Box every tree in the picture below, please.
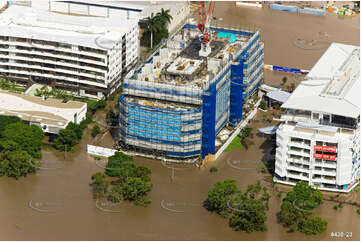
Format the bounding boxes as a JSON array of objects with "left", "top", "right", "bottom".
[
  {"left": 2, "top": 122, "right": 44, "bottom": 159},
  {"left": 279, "top": 181, "right": 326, "bottom": 234},
  {"left": 105, "top": 151, "right": 136, "bottom": 177},
  {"left": 229, "top": 181, "right": 270, "bottom": 232},
  {"left": 203, "top": 179, "right": 238, "bottom": 217},
  {"left": 156, "top": 8, "right": 173, "bottom": 26},
  {"left": 53, "top": 128, "right": 78, "bottom": 151},
  {"left": 106, "top": 109, "right": 117, "bottom": 127},
  {"left": 0, "top": 140, "right": 37, "bottom": 179},
  {"left": 136, "top": 166, "right": 152, "bottom": 182},
  {"left": 66, "top": 122, "right": 83, "bottom": 140},
  {"left": 108, "top": 185, "right": 123, "bottom": 203},
  {"left": 91, "top": 172, "right": 109, "bottom": 199},
  {"left": 299, "top": 217, "right": 328, "bottom": 235},
  {"left": 91, "top": 124, "right": 101, "bottom": 138},
  {"left": 0, "top": 115, "right": 21, "bottom": 136},
  {"left": 282, "top": 76, "right": 287, "bottom": 85},
  {"left": 121, "top": 177, "right": 152, "bottom": 202},
  {"left": 145, "top": 13, "right": 162, "bottom": 49}
]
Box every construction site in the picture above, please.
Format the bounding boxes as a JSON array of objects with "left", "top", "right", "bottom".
[{"left": 119, "top": 2, "right": 264, "bottom": 163}]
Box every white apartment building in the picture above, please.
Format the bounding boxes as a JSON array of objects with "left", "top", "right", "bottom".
[
  {"left": 29, "top": 0, "right": 190, "bottom": 35},
  {"left": 0, "top": 5, "right": 139, "bottom": 98},
  {"left": 274, "top": 43, "right": 360, "bottom": 193}
]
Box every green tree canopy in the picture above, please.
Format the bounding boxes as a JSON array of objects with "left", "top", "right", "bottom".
[
  {"left": 204, "top": 179, "right": 238, "bottom": 217},
  {"left": 91, "top": 172, "right": 110, "bottom": 199},
  {"left": 52, "top": 128, "right": 78, "bottom": 151},
  {"left": 0, "top": 140, "right": 37, "bottom": 179},
  {"left": 0, "top": 115, "right": 21, "bottom": 136},
  {"left": 280, "top": 181, "right": 327, "bottom": 234},
  {"left": 299, "top": 216, "right": 328, "bottom": 235},
  {"left": 229, "top": 181, "right": 271, "bottom": 233},
  {"left": 66, "top": 122, "right": 83, "bottom": 140},
  {"left": 2, "top": 122, "right": 44, "bottom": 159},
  {"left": 121, "top": 177, "right": 152, "bottom": 201},
  {"left": 105, "top": 152, "right": 136, "bottom": 177}
]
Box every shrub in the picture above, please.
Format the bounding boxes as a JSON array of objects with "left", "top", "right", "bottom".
[
  {"left": 91, "top": 172, "right": 109, "bottom": 199},
  {"left": 210, "top": 166, "right": 218, "bottom": 173},
  {"left": 91, "top": 124, "right": 101, "bottom": 138},
  {"left": 259, "top": 100, "right": 267, "bottom": 110}
]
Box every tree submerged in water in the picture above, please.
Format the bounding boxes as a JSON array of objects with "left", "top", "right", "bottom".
[
  {"left": 279, "top": 181, "right": 327, "bottom": 235},
  {"left": 203, "top": 180, "right": 270, "bottom": 233},
  {"left": 0, "top": 116, "right": 44, "bottom": 179},
  {"left": 90, "top": 152, "right": 152, "bottom": 206}
]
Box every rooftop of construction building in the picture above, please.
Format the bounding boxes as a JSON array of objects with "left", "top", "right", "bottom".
[
  {"left": 282, "top": 43, "right": 360, "bottom": 118},
  {"left": 125, "top": 96, "right": 199, "bottom": 112},
  {"left": 0, "top": 89, "right": 86, "bottom": 127},
  {"left": 0, "top": 5, "right": 138, "bottom": 50},
  {"left": 132, "top": 25, "right": 253, "bottom": 89}
]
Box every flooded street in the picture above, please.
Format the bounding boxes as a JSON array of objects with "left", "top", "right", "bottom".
[
  {"left": 0, "top": 2, "right": 360, "bottom": 241},
  {"left": 1, "top": 111, "right": 359, "bottom": 241}
]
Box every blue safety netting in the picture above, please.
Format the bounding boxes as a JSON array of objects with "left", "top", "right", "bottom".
[
  {"left": 229, "top": 59, "right": 244, "bottom": 126},
  {"left": 201, "top": 81, "right": 216, "bottom": 158}
]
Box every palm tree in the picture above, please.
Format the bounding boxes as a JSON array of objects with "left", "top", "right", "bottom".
[
  {"left": 145, "top": 13, "right": 162, "bottom": 49},
  {"left": 156, "top": 8, "right": 173, "bottom": 26}
]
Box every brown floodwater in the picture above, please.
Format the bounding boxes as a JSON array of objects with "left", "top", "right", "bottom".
[{"left": 0, "top": 2, "right": 360, "bottom": 241}]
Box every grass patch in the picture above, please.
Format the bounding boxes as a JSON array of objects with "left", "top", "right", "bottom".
[{"left": 224, "top": 135, "right": 243, "bottom": 152}]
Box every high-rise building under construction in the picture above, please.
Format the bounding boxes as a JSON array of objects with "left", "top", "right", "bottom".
[{"left": 119, "top": 23, "right": 264, "bottom": 163}]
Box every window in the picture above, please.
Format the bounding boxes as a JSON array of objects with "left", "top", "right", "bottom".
[
  {"left": 312, "top": 113, "right": 319, "bottom": 119},
  {"left": 323, "top": 114, "right": 330, "bottom": 123}
]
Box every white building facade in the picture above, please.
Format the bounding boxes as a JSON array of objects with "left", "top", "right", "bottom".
[
  {"left": 0, "top": 5, "right": 139, "bottom": 98},
  {"left": 274, "top": 43, "right": 360, "bottom": 193}
]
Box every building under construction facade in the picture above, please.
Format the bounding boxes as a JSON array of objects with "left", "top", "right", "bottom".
[{"left": 119, "top": 24, "right": 264, "bottom": 162}]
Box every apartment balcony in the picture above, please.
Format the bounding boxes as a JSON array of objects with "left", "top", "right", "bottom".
[
  {"left": 0, "top": 53, "right": 107, "bottom": 75},
  {"left": 287, "top": 149, "right": 310, "bottom": 158},
  {"left": 0, "top": 62, "right": 105, "bottom": 81},
  {"left": 0, "top": 68, "right": 107, "bottom": 88},
  {"left": 287, "top": 172, "right": 309, "bottom": 181},
  {"left": 312, "top": 168, "right": 336, "bottom": 176},
  {"left": 288, "top": 141, "right": 311, "bottom": 149},
  {"left": 0, "top": 40, "right": 107, "bottom": 60},
  {"left": 287, "top": 164, "right": 310, "bottom": 174},
  {"left": 288, "top": 157, "right": 310, "bottom": 166},
  {"left": 0, "top": 46, "right": 107, "bottom": 67},
  {"left": 312, "top": 177, "right": 336, "bottom": 185}
]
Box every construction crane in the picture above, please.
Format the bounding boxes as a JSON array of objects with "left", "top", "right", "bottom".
[{"left": 197, "top": 1, "right": 215, "bottom": 57}]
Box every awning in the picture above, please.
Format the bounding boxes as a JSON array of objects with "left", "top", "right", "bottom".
[
  {"left": 266, "top": 90, "right": 291, "bottom": 103},
  {"left": 296, "top": 122, "right": 338, "bottom": 132},
  {"left": 258, "top": 125, "right": 279, "bottom": 135}
]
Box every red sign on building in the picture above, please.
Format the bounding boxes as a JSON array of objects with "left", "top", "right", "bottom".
[
  {"left": 313, "top": 153, "right": 336, "bottom": 160},
  {"left": 313, "top": 145, "right": 337, "bottom": 153}
]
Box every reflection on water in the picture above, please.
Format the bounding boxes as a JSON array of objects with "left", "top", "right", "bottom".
[{"left": 0, "top": 2, "right": 360, "bottom": 240}]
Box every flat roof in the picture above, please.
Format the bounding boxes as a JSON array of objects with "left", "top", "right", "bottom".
[
  {"left": 0, "top": 5, "right": 138, "bottom": 50},
  {"left": 282, "top": 43, "right": 360, "bottom": 118},
  {"left": 0, "top": 90, "right": 86, "bottom": 126},
  {"left": 266, "top": 90, "right": 291, "bottom": 103}
]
